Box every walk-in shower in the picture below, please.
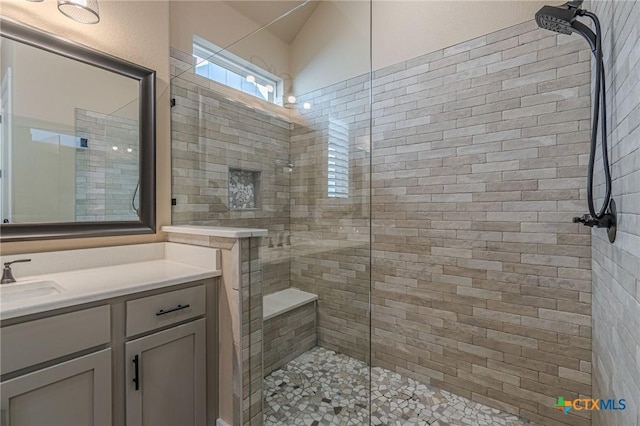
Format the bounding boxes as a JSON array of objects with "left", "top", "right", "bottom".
[
  {"left": 536, "top": 0, "right": 617, "bottom": 242},
  {"left": 168, "top": 1, "right": 640, "bottom": 425}
]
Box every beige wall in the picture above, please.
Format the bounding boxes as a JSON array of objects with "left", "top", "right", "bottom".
[
  {"left": 0, "top": 0, "right": 170, "bottom": 255},
  {"left": 292, "top": 0, "right": 555, "bottom": 95},
  {"left": 170, "top": 1, "right": 291, "bottom": 92},
  {"left": 290, "top": 0, "right": 370, "bottom": 96},
  {"left": 8, "top": 39, "right": 139, "bottom": 126},
  {"left": 4, "top": 40, "right": 138, "bottom": 223},
  {"left": 10, "top": 118, "right": 77, "bottom": 223}
]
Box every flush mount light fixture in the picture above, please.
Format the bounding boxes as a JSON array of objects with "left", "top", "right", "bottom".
[
  {"left": 57, "top": 0, "right": 100, "bottom": 24},
  {"left": 246, "top": 75, "right": 256, "bottom": 83},
  {"left": 303, "top": 102, "right": 311, "bottom": 110}
]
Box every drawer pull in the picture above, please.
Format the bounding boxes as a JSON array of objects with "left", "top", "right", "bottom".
[{"left": 156, "top": 304, "right": 190, "bottom": 316}]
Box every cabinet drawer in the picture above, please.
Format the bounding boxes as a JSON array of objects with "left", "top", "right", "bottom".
[
  {"left": 1, "top": 305, "right": 111, "bottom": 375},
  {"left": 126, "top": 285, "right": 205, "bottom": 337}
]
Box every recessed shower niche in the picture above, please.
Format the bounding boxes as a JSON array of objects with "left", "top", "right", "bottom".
[{"left": 228, "top": 168, "right": 261, "bottom": 210}]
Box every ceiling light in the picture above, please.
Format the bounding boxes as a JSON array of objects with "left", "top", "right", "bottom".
[
  {"left": 246, "top": 75, "right": 255, "bottom": 83},
  {"left": 303, "top": 102, "right": 311, "bottom": 110},
  {"left": 112, "top": 146, "right": 118, "bottom": 151},
  {"left": 127, "top": 148, "right": 133, "bottom": 153},
  {"left": 287, "top": 95, "right": 296, "bottom": 104},
  {"left": 57, "top": 0, "right": 100, "bottom": 24},
  {"left": 265, "top": 84, "right": 274, "bottom": 93}
]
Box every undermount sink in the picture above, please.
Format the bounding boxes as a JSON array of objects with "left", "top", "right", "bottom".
[{"left": 0, "top": 280, "right": 64, "bottom": 304}]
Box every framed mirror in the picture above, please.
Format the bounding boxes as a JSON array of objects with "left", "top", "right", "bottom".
[{"left": 0, "top": 17, "right": 155, "bottom": 242}]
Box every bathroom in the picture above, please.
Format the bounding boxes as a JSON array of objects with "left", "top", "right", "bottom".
[{"left": 0, "top": 0, "right": 638, "bottom": 425}]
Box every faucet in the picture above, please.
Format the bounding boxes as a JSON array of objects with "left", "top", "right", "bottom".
[{"left": 1, "top": 259, "right": 32, "bottom": 284}]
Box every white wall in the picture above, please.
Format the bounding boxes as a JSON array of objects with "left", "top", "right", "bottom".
[
  {"left": 0, "top": 0, "right": 171, "bottom": 255},
  {"left": 291, "top": 0, "right": 557, "bottom": 95}
]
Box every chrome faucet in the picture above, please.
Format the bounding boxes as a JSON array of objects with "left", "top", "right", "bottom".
[{"left": 1, "top": 259, "right": 32, "bottom": 284}]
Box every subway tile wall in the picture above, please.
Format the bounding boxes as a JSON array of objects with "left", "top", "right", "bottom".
[
  {"left": 290, "top": 72, "right": 372, "bottom": 363},
  {"left": 295, "top": 20, "right": 594, "bottom": 426},
  {"left": 75, "top": 109, "right": 139, "bottom": 221},
  {"left": 591, "top": 1, "right": 640, "bottom": 425},
  {"left": 171, "top": 48, "right": 292, "bottom": 296},
  {"left": 263, "top": 303, "right": 317, "bottom": 376}
]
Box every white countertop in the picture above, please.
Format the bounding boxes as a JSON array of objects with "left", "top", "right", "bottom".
[
  {"left": 0, "top": 243, "right": 221, "bottom": 321},
  {"left": 162, "top": 225, "right": 268, "bottom": 238}
]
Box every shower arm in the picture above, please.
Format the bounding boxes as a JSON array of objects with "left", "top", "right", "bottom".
[{"left": 571, "top": 20, "right": 597, "bottom": 53}]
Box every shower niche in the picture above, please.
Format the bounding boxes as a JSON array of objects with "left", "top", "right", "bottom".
[{"left": 228, "top": 168, "right": 261, "bottom": 210}]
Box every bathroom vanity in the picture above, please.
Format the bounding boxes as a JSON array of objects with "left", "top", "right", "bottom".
[{"left": 0, "top": 243, "right": 221, "bottom": 426}]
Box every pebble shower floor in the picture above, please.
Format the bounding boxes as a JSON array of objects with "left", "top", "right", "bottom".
[{"left": 264, "top": 347, "right": 538, "bottom": 426}]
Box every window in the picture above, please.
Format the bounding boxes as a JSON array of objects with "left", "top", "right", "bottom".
[
  {"left": 193, "top": 36, "right": 282, "bottom": 105},
  {"left": 328, "top": 120, "right": 349, "bottom": 198}
]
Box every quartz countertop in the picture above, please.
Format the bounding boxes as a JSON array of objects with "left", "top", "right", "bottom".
[
  {"left": 162, "top": 225, "right": 268, "bottom": 238},
  {"left": 0, "top": 243, "right": 221, "bottom": 321}
]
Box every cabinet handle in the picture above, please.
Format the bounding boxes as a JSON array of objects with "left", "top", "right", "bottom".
[
  {"left": 156, "top": 304, "right": 190, "bottom": 316},
  {"left": 133, "top": 355, "right": 140, "bottom": 391}
]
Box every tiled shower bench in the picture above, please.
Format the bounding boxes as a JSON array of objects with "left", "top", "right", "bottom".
[{"left": 263, "top": 288, "right": 318, "bottom": 376}]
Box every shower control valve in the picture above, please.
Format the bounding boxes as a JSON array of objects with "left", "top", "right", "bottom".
[{"left": 573, "top": 214, "right": 598, "bottom": 227}]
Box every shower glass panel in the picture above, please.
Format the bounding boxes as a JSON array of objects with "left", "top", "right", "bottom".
[{"left": 169, "top": 1, "right": 372, "bottom": 424}]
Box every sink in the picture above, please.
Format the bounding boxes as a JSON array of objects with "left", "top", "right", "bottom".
[{"left": 0, "top": 280, "right": 64, "bottom": 304}]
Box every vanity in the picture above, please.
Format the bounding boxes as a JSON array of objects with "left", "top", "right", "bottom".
[{"left": 0, "top": 243, "right": 221, "bottom": 426}]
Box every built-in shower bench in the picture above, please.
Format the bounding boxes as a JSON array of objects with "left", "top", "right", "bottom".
[{"left": 263, "top": 288, "right": 318, "bottom": 375}]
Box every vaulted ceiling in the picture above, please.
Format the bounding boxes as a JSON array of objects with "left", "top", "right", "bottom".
[{"left": 224, "top": 1, "right": 320, "bottom": 44}]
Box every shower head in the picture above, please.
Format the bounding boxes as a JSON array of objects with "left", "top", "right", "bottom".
[
  {"left": 535, "top": 5, "right": 579, "bottom": 35},
  {"left": 535, "top": 1, "right": 597, "bottom": 52}
]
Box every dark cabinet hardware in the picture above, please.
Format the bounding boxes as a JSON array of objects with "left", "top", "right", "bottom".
[
  {"left": 132, "top": 355, "right": 140, "bottom": 391},
  {"left": 156, "top": 304, "right": 190, "bottom": 316}
]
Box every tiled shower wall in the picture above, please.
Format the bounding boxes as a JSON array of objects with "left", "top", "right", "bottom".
[
  {"left": 75, "top": 109, "right": 139, "bottom": 221},
  {"left": 171, "top": 48, "right": 292, "bottom": 295},
  {"left": 290, "top": 73, "right": 372, "bottom": 362},
  {"left": 591, "top": 1, "right": 640, "bottom": 425},
  {"left": 294, "top": 20, "right": 593, "bottom": 426}
]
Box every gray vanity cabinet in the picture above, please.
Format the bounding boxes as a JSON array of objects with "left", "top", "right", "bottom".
[
  {"left": 125, "top": 319, "right": 206, "bottom": 426},
  {"left": 0, "top": 305, "right": 113, "bottom": 426},
  {"left": 0, "top": 349, "right": 112, "bottom": 426},
  {"left": 123, "top": 284, "right": 208, "bottom": 426},
  {"left": 0, "top": 278, "right": 217, "bottom": 426}
]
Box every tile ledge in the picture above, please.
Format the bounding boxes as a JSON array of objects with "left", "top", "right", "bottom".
[{"left": 161, "top": 225, "right": 268, "bottom": 239}]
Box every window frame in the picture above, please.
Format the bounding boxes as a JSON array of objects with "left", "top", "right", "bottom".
[
  {"left": 193, "top": 35, "right": 283, "bottom": 105},
  {"left": 327, "top": 119, "right": 349, "bottom": 199}
]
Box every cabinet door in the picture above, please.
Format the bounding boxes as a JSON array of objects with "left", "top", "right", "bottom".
[
  {"left": 125, "top": 318, "right": 206, "bottom": 426},
  {"left": 0, "top": 349, "right": 112, "bottom": 426}
]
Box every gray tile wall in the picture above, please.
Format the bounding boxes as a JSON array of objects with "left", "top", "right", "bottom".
[
  {"left": 75, "top": 109, "right": 139, "bottom": 221},
  {"left": 171, "top": 49, "right": 292, "bottom": 296},
  {"left": 591, "top": 1, "right": 640, "bottom": 425},
  {"left": 263, "top": 302, "right": 317, "bottom": 376},
  {"left": 294, "top": 19, "right": 594, "bottom": 426},
  {"left": 241, "top": 237, "right": 263, "bottom": 426},
  {"left": 290, "top": 73, "right": 372, "bottom": 363}
]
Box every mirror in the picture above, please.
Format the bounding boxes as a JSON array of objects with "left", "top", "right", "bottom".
[{"left": 0, "top": 18, "right": 155, "bottom": 241}]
